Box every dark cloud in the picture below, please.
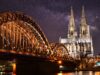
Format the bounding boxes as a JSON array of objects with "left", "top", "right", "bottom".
[
  {"left": 90, "top": 17, "right": 100, "bottom": 54},
  {"left": 32, "top": 6, "right": 68, "bottom": 42},
  {"left": 0, "top": 0, "right": 100, "bottom": 54}
]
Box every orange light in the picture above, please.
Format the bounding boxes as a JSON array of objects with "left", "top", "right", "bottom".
[
  {"left": 95, "top": 72, "right": 100, "bottom": 75},
  {"left": 57, "top": 73, "right": 63, "bottom": 75},
  {"left": 58, "top": 60, "right": 62, "bottom": 65},
  {"left": 12, "top": 62, "right": 16, "bottom": 74}
]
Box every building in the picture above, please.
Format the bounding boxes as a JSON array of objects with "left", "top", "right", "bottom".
[{"left": 59, "top": 6, "right": 94, "bottom": 58}]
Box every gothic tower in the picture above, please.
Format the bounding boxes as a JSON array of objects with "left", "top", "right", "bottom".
[
  {"left": 80, "top": 6, "right": 90, "bottom": 38},
  {"left": 59, "top": 6, "right": 94, "bottom": 58},
  {"left": 66, "top": 7, "right": 77, "bottom": 58},
  {"left": 68, "top": 7, "right": 77, "bottom": 39},
  {"left": 79, "top": 6, "right": 94, "bottom": 56}
]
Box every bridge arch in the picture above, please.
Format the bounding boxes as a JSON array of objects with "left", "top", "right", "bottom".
[
  {"left": 0, "top": 11, "right": 50, "bottom": 56},
  {"left": 50, "top": 43, "right": 69, "bottom": 59}
]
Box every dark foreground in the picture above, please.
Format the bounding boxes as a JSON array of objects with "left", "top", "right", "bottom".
[{"left": 0, "top": 52, "right": 78, "bottom": 75}]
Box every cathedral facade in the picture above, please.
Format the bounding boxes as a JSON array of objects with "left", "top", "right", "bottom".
[{"left": 59, "top": 6, "right": 94, "bottom": 58}]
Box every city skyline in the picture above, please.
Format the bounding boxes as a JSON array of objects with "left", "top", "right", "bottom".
[{"left": 0, "top": 0, "right": 100, "bottom": 54}]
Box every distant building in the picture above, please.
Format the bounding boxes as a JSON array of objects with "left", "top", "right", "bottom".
[{"left": 59, "top": 6, "right": 94, "bottom": 58}]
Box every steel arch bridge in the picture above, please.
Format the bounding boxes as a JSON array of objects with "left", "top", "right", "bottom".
[
  {"left": 50, "top": 43, "right": 71, "bottom": 60},
  {"left": 0, "top": 12, "right": 50, "bottom": 57},
  {"left": 0, "top": 11, "right": 73, "bottom": 61}
]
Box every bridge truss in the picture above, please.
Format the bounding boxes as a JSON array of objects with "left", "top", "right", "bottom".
[{"left": 0, "top": 12, "right": 71, "bottom": 61}]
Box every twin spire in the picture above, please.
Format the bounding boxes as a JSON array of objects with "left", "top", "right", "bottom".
[
  {"left": 69, "top": 6, "right": 75, "bottom": 27},
  {"left": 68, "top": 6, "right": 90, "bottom": 39},
  {"left": 68, "top": 6, "right": 76, "bottom": 38},
  {"left": 81, "top": 6, "right": 87, "bottom": 26}
]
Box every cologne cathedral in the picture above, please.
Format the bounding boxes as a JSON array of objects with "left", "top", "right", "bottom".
[{"left": 59, "top": 6, "right": 94, "bottom": 58}]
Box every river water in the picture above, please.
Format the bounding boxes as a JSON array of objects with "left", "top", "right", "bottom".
[{"left": 56, "top": 71, "right": 100, "bottom": 75}]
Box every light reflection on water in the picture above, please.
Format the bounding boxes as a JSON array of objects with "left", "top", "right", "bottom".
[{"left": 56, "top": 71, "right": 100, "bottom": 75}]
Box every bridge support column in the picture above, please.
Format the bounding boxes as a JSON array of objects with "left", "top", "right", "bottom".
[{"left": 16, "top": 57, "right": 59, "bottom": 75}]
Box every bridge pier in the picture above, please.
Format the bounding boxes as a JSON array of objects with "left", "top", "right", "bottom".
[
  {"left": 16, "top": 57, "right": 59, "bottom": 75},
  {"left": 0, "top": 52, "right": 79, "bottom": 75},
  {"left": 0, "top": 52, "right": 59, "bottom": 75}
]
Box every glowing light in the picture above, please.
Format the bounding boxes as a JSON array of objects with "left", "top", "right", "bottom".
[
  {"left": 95, "top": 62, "right": 100, "bottom": 67},
  {"left": 57, "top": 72, "right": 63, "bottom": 75},
  {"left": 96, "top": 62, "right": 100, "bottom": 66},
  {"left": 58, "top": 60, "right": 62, "bottom": 65},
  {"left": 57, "top": 72, "right": 74, "bottom": 75},
  {"left": 59, "top": 65, "right": 64, "bottom": 69},
  {"left": 12, "top": 62, "right": 16, "bottom": 75},
  {"left": 95, "top": 72, "right": 100, "bottom": 75},
  {"left": 60, "top": 39, "right": 67, "bottom": 43}
]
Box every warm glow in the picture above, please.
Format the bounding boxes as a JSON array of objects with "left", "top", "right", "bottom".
[
  {"left": 60, "top": 39, "right": 67, "bottom": 43},
  {"left": 57, "top": 72, "right": 74, "bottom": 75},
  {"left": 12, "top": 63, "right": 16, "bottom": 74},
  {"left": 59, "top": 65, "right": 64, "bottom": 69},
  {"left": 57, "top": 73, "right": 63, "bottom": 75},
  {"left": 58, "top": 60, "right": 62, "bottom": 65},
  {"left": 95, "top": 72, "right": 100, "bottom": 75}
]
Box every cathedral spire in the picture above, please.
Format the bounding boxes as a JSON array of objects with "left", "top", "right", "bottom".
[
  {"left": 68, "top": 6, "right": 77, "bottom": 39},
  {"left": 81, "top": 6, "right": 87, "bottom": 26},
  {"left": 80, "top": 6, "right": 90, "bottom": 38},
  {"left": 70, "top": 6, "right": 75, "bottom": 27}
]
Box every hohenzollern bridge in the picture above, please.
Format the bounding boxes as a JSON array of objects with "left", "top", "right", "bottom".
[{"left": 0, "top": 11, "right": 73, "bottom": 61}]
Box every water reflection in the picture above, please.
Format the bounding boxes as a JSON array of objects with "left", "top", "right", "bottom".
[
  {"left": 57, "top": 72, "right": 74, "bottom": 75},
  {"left": 57, "top": 71, "right": 100, "bottom": 75},
  {"left": 95, "top": 72, "right": 100, "bottom": 75}
]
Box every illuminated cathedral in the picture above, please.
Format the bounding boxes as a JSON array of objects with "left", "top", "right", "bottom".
[{"left": 59, "top": 6, "right": 94, "bottom": 58}]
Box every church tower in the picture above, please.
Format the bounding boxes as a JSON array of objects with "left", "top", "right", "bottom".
[
  {"left": 68, "top": 7, "right": 77, "bottom": 39},
  {"left": 79, "top": 6, "right": 94, "bottom": 56},
  {"left": 59, "top": 6, "right": 94, "bottom": 58},
  {"left": 80, "top": 6, "right": 90, "bottom": 38}
]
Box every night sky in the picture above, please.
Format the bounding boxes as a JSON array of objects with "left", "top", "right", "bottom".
[{"left": 0, "top": 0, "right": 100, "bottom": 54}]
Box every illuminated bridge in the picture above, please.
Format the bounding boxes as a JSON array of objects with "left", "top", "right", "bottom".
[
  {"left": 0, "top": 11, "right": 52, "bottom": 58},
  {"left": 0, "top": 11, "right": 72, "bottom": 60},
  {"left": 0, "top": 12, "right": 78, "bottom": 75}
]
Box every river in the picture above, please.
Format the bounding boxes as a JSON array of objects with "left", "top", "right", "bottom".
[{"left": 56, "top": 71, "right": 100, "bottom": 75}]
